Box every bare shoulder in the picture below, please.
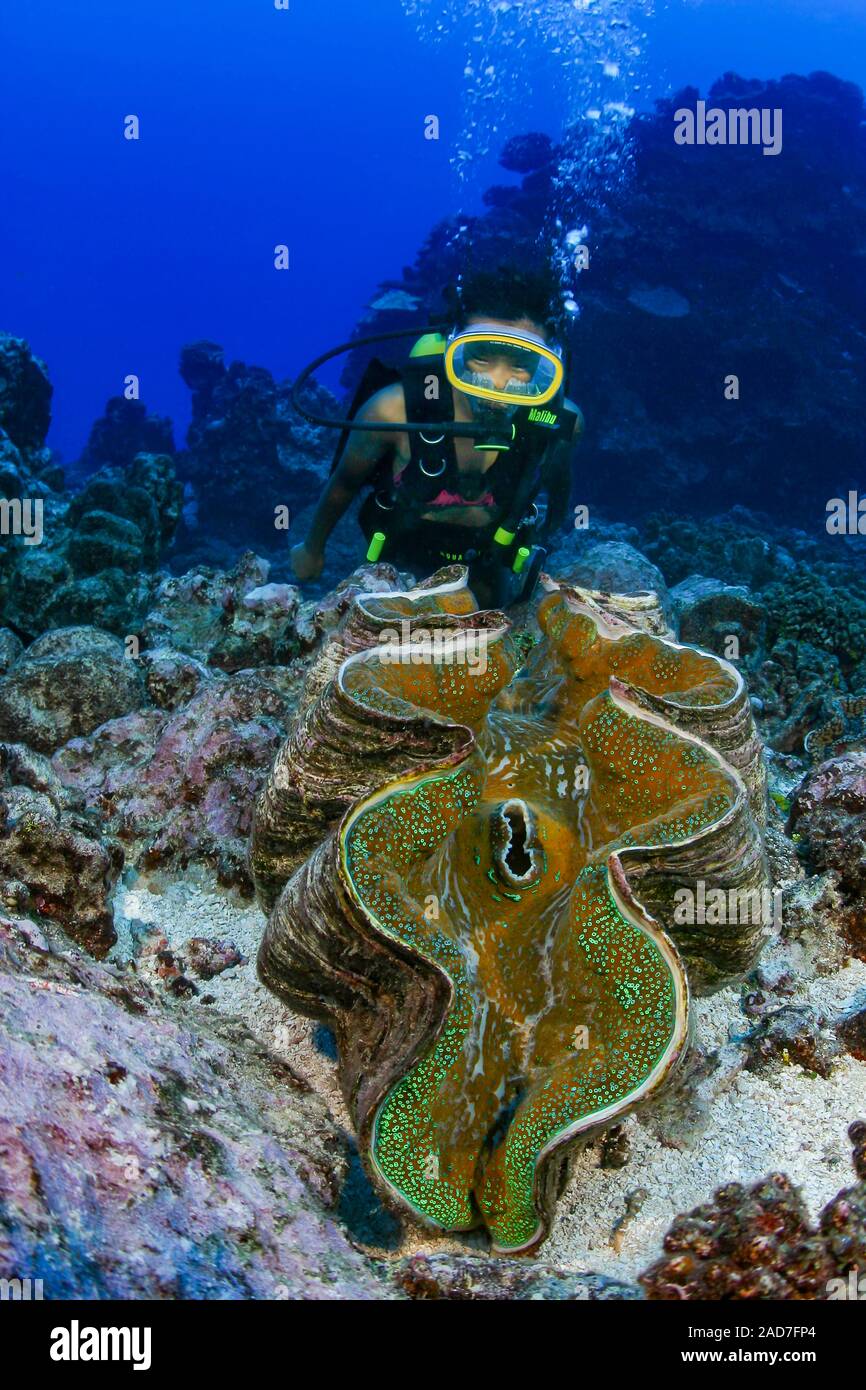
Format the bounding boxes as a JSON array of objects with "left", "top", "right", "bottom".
[
  {"left": 338, "top": 382, "right": 405, "bottom": 475},
  {"left": 357, "top": 382, "right": 407, "bottom": 424}
]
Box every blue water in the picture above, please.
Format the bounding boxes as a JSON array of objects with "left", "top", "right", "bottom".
[
  {"left": 649, "top": 0, "right": 866, "bottom": 99},
  {"left": 1, "top": 0, "right": 864, "bottom": 463}
]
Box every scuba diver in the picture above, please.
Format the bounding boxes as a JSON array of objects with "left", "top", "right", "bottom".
[{"left": 289, "top": 265, "right": 583, "bottom": 608}]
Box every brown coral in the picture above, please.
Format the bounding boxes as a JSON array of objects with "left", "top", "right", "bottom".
[{"left": 640, "top": 1123, "right": 866, "bottom": 1300}]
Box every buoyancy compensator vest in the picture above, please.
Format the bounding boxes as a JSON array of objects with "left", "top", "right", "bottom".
[{"left": 332, "top": 333, "right": 579, "bottom": 576}]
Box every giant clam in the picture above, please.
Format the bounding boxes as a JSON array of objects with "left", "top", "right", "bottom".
[{"left": 251, "top": 567, "right": 769, "bottom": 1254}]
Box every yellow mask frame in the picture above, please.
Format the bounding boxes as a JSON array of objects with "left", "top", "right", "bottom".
[{"left": 444, "top": 324, "right": 565, "bottom": 408}]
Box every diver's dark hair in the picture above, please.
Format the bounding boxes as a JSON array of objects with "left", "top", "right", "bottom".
[{"left": 447, "top": 261, "right": 566, "bottom": 339}]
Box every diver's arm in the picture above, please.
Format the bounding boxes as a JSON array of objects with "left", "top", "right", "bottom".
[
  {"left": 291, "top": 387, "right": 403, "bottom": 580},
  {"left": 302, "top": 429, "right": 387, "bottom": 552},
  {"left": 537, "top": 402, "right": 584, "bottom": 543}
]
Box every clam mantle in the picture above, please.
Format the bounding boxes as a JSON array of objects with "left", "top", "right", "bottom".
[{"left": 251, "top": 568, "right": 769, "bottom": 1254}]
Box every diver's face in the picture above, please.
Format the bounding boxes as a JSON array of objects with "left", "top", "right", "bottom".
[{"left": 459, "top": 316, "right": 549, "bottom": 417}]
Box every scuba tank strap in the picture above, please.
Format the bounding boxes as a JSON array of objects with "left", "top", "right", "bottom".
[{"left": 537, "top": 403, "right": 582, "bottom": 542}]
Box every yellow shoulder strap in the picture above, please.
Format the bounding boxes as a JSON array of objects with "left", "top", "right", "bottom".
[{"left": 409, "top": 333, "right": 447, "bottom": 358}]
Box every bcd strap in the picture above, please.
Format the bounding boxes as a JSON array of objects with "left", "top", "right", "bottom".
[
  {"left": 401, "top": 351, "right": 458, "bottom": 502},
  {"left": 492, "top": 390, "right": 571, "bottom": 536}
]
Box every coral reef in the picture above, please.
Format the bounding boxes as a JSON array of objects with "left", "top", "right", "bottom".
[
  {"left": 788, "top": 753, "right": 866, "bottom": 901},
  {"left": 787, "top": 753, "right": 866, "bottom": 961},
  {"left": 0, "top": 743, "right": 121, "bottom": 957},
  {"left": 641, "top": 511, "right": 795, "bottom": 591},
  {"left": 546, "top": 539, "right": 672, "bottom": 624},
  {"left": 66, "top": 453, "right": 181, "bottom": 574},
  {"left": 838, "top": 1008, "right": 866, "bottom": 1062},
  {"left": 53, "top": 670, "right": 300, "bottom": 893},
  {"left": 625, "top": 509, "right": 866, "bottom": 757},
  {"left": 0, "top": 913, "right": 388, "bottom": 1299},
  {"left": 389, "top": 1252, "right": 639, "bottom": 1300},
  {"left": 0, "top": 629, "right": 22, "bottom": 674},
  {"left": 142, "top": 552, "right": 310, "bottom": 672},
  {"left": 177, "top": 342, "right": 334, "bottom": 551},
  {"left": 671, "top": 578, "right": 767, "bottom": 661},
  {"left": 77, "top": 396, "right": 175, "bottom": 474},
  {"left": 0, "top": 334, "right": 52, "bottom": 452},
  {"left": 740, "top": 1004, "right": 841, "bottom": 1080},
  {"left": 0, "top": 337, "right": 181, "bottom": 642},
  {"left": 252, "top": 567, "right": 769, "bottom": 1253},
  {"left": 639, "top": 1124, "right": 866, "bottom": 1300},
  {"left": 185, "top": 936, "right": 245, "bottom": 980},
  {"left": 0, "top": 452, "right": 182, "bottom": 641},
  {"left": 763, "top": 573, "right": 866, "bottom": 678},
  {"left": 0, "top": 627, "right": 147, "bottom": 754}
]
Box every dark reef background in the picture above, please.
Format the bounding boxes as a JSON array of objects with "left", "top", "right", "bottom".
[
  {"left": 3, "top": 70, "right": 865, "bottom": 637},
  {"left": 342, "top": 70, "right": 866, "bottom": 525},
  {"left": 11, "top": 69, "right": 864, "bottom": 563}
]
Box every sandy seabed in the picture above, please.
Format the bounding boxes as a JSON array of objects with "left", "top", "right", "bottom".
[{"left": 115, "top": 871, "right": 866, "bottom": 1285}]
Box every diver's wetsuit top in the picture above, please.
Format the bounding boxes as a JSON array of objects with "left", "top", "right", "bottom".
[{"left": 383, "top": 459, "right": 502, "bottom": 571}]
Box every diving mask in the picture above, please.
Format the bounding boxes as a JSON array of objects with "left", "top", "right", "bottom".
[{"left": 444, "top": 323, "right": 564, "bottom": 409}]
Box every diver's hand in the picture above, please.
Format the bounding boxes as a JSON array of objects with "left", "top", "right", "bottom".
[{"left": 290, "top": 542, "right": 324, "bottom": 582}]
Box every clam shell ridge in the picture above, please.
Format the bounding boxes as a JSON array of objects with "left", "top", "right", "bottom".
[{"left": 252, "top": 567, "right": 770, "bottom": 1254}]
